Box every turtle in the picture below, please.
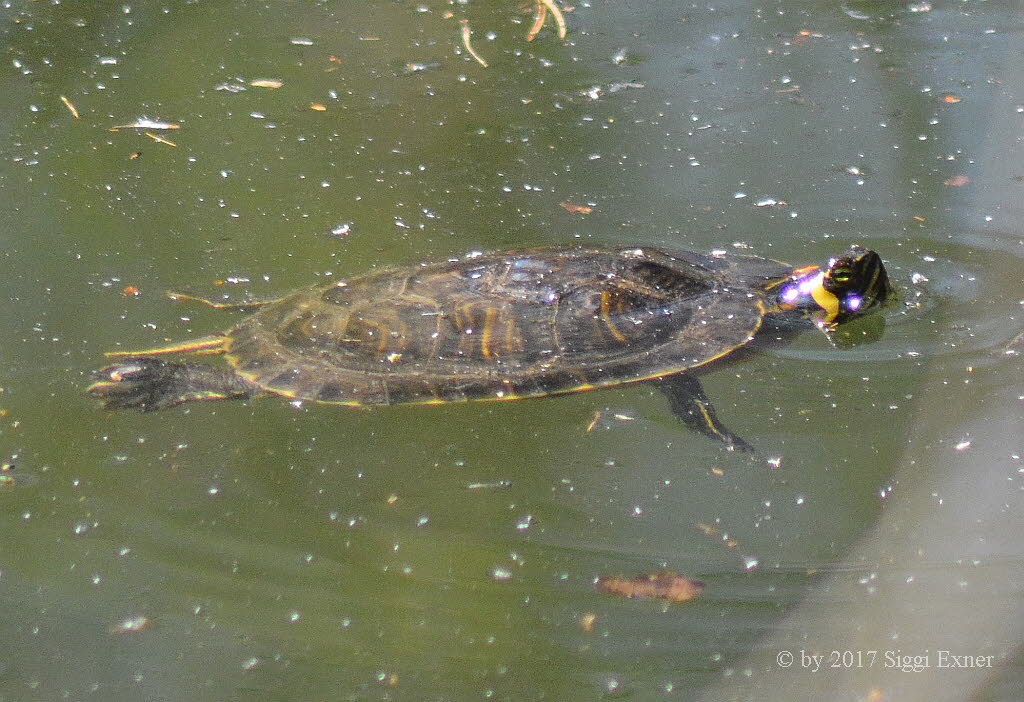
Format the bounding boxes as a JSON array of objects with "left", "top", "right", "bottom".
[{"left": 88, "top": 244, "right": 891, "bottom": 450}]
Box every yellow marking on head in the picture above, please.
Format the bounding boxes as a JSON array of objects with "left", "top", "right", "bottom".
[
  {"left": 600, "top": 290, "right": 628, "bottom": 343},
  {"left": 810, "top": 281, "right": 841, "bottom": 324},
  {"left": 480, "top": 306, "right": 499, "bottom": 359},
  {"left": 104, "top": 335, "right": 228, "bottom": 358}
]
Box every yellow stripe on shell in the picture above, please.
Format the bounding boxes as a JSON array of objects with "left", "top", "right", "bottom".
[
  {"left": 599, "top": 290, "right": 628, "bottom": 343},
  {"left": 480, "top": 306, "right": 498, "bottom": 359}
]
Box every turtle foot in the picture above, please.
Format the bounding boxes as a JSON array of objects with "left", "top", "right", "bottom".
[{"left": 88, "top": 358, "right": 250, "bottom": 412}]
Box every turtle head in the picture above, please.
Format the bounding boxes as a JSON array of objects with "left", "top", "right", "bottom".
[{"left": 777, "top": 247, "right": 892, "bottom": 331}]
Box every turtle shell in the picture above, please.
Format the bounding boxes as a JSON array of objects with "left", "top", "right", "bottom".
[{"left": 222, "top": 247, "right": 793, "bottom": 406}]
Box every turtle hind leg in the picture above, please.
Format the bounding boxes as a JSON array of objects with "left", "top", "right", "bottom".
[
  {"left": 88, "top": 358, "right": 255, "bottom": 412},
  {"left": 656, "top": 374, "right": 753, "bottom": 452}
]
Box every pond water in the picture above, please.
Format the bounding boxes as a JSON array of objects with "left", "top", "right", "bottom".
[{"left": 1, "top": 1, "right": 1021, "bottom": 700}]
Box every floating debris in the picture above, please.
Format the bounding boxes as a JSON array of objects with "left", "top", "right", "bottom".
[
  {"left": 402, "top": 61, "right": 441, "bottom": 74},
  {"left": 329, "top": 222, "right": 353, "bottom": 238},
  {"left": 145, "top": 132, "right": 176, "bottom": 146},
  {"left": 110, "top": 616, "right": 152, "bottom": 634},
  {"left": 110, "top": 118, "right": 181, "bottom": 131},
  {"left": 310, "top": 103, "right": 327, "bottom": 111},
  {"left": 525, "top": 2, "right": 548, "bottom": 42},
  {"left": 1001, "top": 331, "right": 1024, "bottom": 356},
  {"left": 459, "top": 19, "right": 488, "bottom": 68},
  {"left": 60, "top": 95, "right": 80, "bottom": 119},
  {"left": 595, "top": 571, "right": 704, "bottom": 603},
  {"left": 579, "top": 612, "right": 597, "bottom": 632},
  {"left": 539, "top": 0, "right": 567, "bottom": 40},
  {"left": 560, "top": 202, "right": 593, "bottom": 215},
  {"left": 944, "top": 175, "right": 969, "bottom": 187},
  {"left": 490, "top": 566, "right": 513, "bottom": 582},
  {"left": 214, "top": 82, "right": 247, "bottom": 93},
  {"left": 581, "top": 82, "right": 644, "bottom": 100},
  {"left": 250, "top": 78, "right": 284, "bottom": 89},
  {"left": 466, "top": 480, "right": 512, "bottom": 490},
  {"left": 696, "top": 522, "right": 739, "bottom": 549}
]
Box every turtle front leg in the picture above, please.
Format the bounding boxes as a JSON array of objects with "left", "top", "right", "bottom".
[
  {"left": 88, "top": 358, "right": 257, "bottom": 412},
  {"left": 656, "top": 374, "right": 753, "bottom": 452}
]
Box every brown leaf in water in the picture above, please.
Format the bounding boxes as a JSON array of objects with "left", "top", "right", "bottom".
[{"left": 595, "top": 571, "right": 704, "bottom": 603}]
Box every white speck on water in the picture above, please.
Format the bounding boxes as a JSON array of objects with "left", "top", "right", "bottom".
[
  {"left": 743, "top": 557, "right": 759, "bottom": 571},
  {"left": 954, "top": 439, "right": 972, "bottom": 451},
  {"left": 330, "top": 222, "right": 353, "bottom": 237},
  {"left": 491, "top": 567, "right": 513, "bottom": 582}
]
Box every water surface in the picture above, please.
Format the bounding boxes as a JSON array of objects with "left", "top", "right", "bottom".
[{"left": 1, "top": 1, "right": 1021, "bottom": 700}]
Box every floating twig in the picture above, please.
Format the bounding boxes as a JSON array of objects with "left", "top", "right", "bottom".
[
  {"left": 144, "top": 132, "right": 177, "bottom": 146},
  {"left": 526, "top": 2, "right": 547, "bottom": 42},
  {"left": 459, "top": 18, "right": 488, "bottom": 67},
  {"left": 60, "top": 95, "right": 80, "bottom": 119},
  {"left": 539, "top": 0, "right": 567, "bottom": 39}
]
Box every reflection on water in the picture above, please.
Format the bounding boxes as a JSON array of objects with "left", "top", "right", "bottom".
[{"left": 1, "top": 1, "right": 1022, "bottom": 700}]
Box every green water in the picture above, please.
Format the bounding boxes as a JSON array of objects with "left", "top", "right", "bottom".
[{"left": 1, "top": 1, "right": 1021, "bottom": 700}]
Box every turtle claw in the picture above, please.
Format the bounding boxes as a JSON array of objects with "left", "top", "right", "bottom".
[{"left": 88, "top": 358, "right": 190, "bottom": 412}]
